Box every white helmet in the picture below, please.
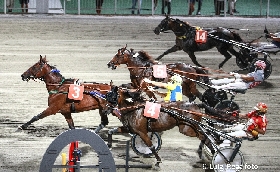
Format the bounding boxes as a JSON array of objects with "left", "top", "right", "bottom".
[
  {"left": 170, "top": 74, "right": 182, "bottom": 84},
  {"left": 254, "top": 60, "right": 266, "bottom": 69},
  {"left": 254, "top": 102, "right": 268, "bottom": 113}
]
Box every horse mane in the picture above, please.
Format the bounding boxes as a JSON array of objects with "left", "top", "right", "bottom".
[
  {"left": 48, "top": 64, "right": 63, "bottom": 78},
  {"left": 137, "top": 50, "right": 157, "bottom": 64}
]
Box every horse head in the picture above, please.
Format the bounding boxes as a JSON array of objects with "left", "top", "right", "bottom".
[
  {"left": 21, "top": 55, "right": 51, "bottom": 81},
  {"left": 154, "top": 16, "right": 191, "bottom": 38},
  {"left": 107, "top": 45, "right": 131, "bottom": 70},
  {"left": 154, "top": 15, "right": 172, "bottom": 35},
  {"left": 21, "top": 55, "right": 64, "bottom": 85},
  {"left": 114, "top": 87, "right": 144, "bottom": 108}
]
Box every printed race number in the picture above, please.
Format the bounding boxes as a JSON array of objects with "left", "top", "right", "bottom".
[
  {"left": 144, "top": 101, "right": 161, "bottom": 119},
  {"left": 68, "top": 84, "right": 84, "bottom": 100},
  {"left": 195, "top": 30, "right": 207, "bottom": 43},
  {"left": 153, "top": 65, "right": 167, "bottom": 78}
]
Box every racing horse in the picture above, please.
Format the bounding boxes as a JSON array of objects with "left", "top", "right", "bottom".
[
  {"left": 19, "top": 55, "right": 113, "bottom": 132},
  {"left": 154, "top": 15, "right": 244, "bottom": 69},
  {"left": 107, "top": 46, "right": 209, "bottom": 102},
  {"left": 106, "top": 86, "right": 210, "bottom": 167}
]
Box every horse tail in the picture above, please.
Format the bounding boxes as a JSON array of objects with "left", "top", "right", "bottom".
[
  {"left": 192, "top": 66, "right": 210, "bottom": 85},
  {"left": 231, "top": 31, "right": 244, "bottom": 42},
  {"left": 218, "top": 27, "right": 244, "bottom": 42}
]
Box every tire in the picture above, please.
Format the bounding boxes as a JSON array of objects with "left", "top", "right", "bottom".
[
  {"left": 202, "top": 88, "right": 228, "bottom": 108},
  {"left": 214, "top": 100, "right": 240, "bottom": 112},
  {"left": 212, "top": 146, "right": 244, "bottom": 172},
  {"left": 202, "top": 144, "right": 214, "bottom": 161},
  {"left": 236, "top": 56, "right": 249, "bottom": 69},
  {"left": 236, "top": 49, "right": 258, "bottom": 69},
  {"left": 131, "top": 132, "right": 162, "bottom": 156},
  {"left": 248, "top": 58, "right": 272, "bottom": 80}
]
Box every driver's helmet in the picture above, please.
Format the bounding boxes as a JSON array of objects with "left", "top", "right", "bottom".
[
  {"left": 170, "top": 74, "right": 183, "bottom": 85},
  {"left": 254, "top": 60, "right": 266, "bottom": 70},
  {"left": 254, "top": 102, "right": 268, "bottom": 113}
]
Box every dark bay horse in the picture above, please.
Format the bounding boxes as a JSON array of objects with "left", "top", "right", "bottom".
[
  {"left": 107, "top": 46, "right": 209, "bottom": 102},
  {"left": 19, "top": 55, "right": 113, "bottom": 132},
  {"left": 106, "top": 86, "right": 207, "bottom": 166},
  {"left": 154, "top": 15, "right": 244, "bottom": 69}
]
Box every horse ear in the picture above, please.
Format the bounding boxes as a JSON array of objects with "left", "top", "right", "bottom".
[
  {"left": 40, "top": 55, "right": 42, "bottom": 62},
  {"left": 41, "top": 55, "right": 47, "bottom": 63}
]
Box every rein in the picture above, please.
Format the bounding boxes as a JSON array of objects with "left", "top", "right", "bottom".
[{"left": 115, "top": 99, "right": 238, "bottom": 124}]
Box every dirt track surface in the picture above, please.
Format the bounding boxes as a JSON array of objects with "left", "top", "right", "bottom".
[{"left": 0, "top": 14, "right": 280, "bottom": 172}]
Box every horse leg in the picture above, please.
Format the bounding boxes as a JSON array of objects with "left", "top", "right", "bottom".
[
  {"left": 17, "top": 104, "right": 61, "bottom": 131},
  {"left": 95, "top": 108, "right": 109, "bottom": 133},
  {"left": 217, "top": 48, "right": 232, "bottom": 69},
  {"left": 18, "top": 113, "right": 42, "bottom": 130},
  {"left": 188, "top": 81, "right": 203, "bottom": 101},
  {"left": 107, "top": 126, "right": 129, "bottom": 148},
  {"left": 228, "top": 47, "right": 243, "bottom": 63},
  {"left": 138, "top": 132, "right": 162, "bottom": 166},
  {"left": 182, "top": 82, "right": 196, "bottom": 102},
  {"left": 187, "top": 52, "right": 204, "bottom": 67},
  {"left": 62, "top": 113, "right": 75, "bottom": 129},
  {"left": 156, "top": 45, "right": 181, "bottom": 60}
]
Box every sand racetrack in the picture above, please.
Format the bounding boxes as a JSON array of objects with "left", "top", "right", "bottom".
[{"left": 0, "top": 14, "right": 280, "bottom": 172}]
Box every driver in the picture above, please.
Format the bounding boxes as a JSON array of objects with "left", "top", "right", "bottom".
[
  {"left": 220, "top": 102, "right": 268, "bottom": 147},
  {"left": 254, "top": 31, "right": 280, "bottom": 53},
  {"left": 210, "top": 60, "right": 265, "bottom": 90},
  {"left": 143, "top": 74, "right": 183, "bottom": 102}
]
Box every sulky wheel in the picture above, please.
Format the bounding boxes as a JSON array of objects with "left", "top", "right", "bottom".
[
  {"left": 202, "top": 88, "right": 228, "bottom": 108},
  {"left": 131, "top": 132, "right": 162, "bottom": 157},
  {"left": 248, "top": 58, "right": 272, "bottom": 80},
  {"left": 202, "top": 144, "right": 214, "bottom": 161},
  {"left": 236, "top": 49, "right": 258, "bottom": 69},
  {"left": 214, "top": 100, "right": 240, "bottom": 112},
  {"left": 212, "top": 146, "right": 245, "bottom": 172}
]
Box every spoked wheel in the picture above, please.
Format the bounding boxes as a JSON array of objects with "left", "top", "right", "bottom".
[
  {"left": 248, "top": 58, "right": 272, "bottom": 80},
  {"left": 212, "top": 146, "right": 244, "bottom": 172},
  {"left": 236, "top": 56, "right": 249, "bottom": 69},
  {"left": 131, "top": 132, "right": 162, "bottom": 156},
  {"left": 236, "top": 49, "right": 258, "bottom": 69},
  {"left": 202, "top": 144, "right": 214, "bottom": 161},
  {"left": 202, "top": 88, "right": 228, "bottom": 108},
  {"left": 214, "top": 100, "right": 240, "bottom": 112}
]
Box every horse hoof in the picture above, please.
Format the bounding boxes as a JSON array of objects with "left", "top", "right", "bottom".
[
  {"left": 15, "top": 126, "right": 23, "bottom": 132},
  {"left": 107, "top": 143, "right": 112, "bottom": 148},
  {"left": 155, "top": 161, "right": 161, "bottom": 167}
]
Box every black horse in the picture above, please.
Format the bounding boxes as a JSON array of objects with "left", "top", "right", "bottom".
[{"left": 154, "top": 15, "right": 244, "bottom": 69}]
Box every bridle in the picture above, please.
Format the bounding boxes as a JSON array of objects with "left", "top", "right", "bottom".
[
  {"left": 23, "top": 62, "right": 46, "bottom": 81},
  {"left": 156, "top": 17, "right": 195, "bottom": 39},
  {"left": 25, "top": 62, "right": 64, "bottom": 85}
]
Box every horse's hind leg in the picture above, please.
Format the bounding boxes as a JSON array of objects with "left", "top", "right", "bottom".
[
  {"left": 95, "top": 109, "right": 109, "bottom": 133},
  {"left": 217, "top": 49, "right": 232, "bottom": 69},
  {"left": 138, "top": 132, "right": 162, "bottom": 166},
  {"left": 107, "top": 126, "right": 129, "bottom": 148},
  {"left": 63, "top": 113, "right": 75, "bottom": 129},
  {"left": 156, "top": 45, "right": 181, "bottom": 60}
]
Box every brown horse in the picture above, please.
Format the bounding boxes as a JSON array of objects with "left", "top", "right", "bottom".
[
  {"left": 106, "top": 86, "right": 207, "bottom": 166},
  {"left": 19, "top": 55, "right": 113, "bottom": 132},
  {"left": 107, "top": 46, "right": 209, "bottom": 102}
]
